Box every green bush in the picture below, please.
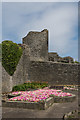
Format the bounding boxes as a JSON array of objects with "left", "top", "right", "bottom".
[
  {"left": 12, "top": 82, "right": 49, "bottom": 91},
  {"left": 74, "top": 60, "right": 79, "bottom": 64},
  {"left": 2, "top": 40, "right": 23, "bottom": 75}
]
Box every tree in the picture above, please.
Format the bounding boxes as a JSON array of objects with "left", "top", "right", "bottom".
[{"left": 2, "top": 40, "right": 23, "bottom": 75}]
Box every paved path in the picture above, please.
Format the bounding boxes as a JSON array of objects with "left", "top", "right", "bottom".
[{"left": 2, "top": 91, "right": 78, "bottom": 119}]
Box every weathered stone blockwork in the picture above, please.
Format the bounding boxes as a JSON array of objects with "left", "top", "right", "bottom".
[
  {"left": 28, "top": 61, "right": 78, "bottom": 85},
  {"left": 2, "top": 65, "right": 12, "bottom": 93},
  {"left": 12, "top": 54, "right": 24, "bottom": 87},
  {"left": 2, "top": 44, "right": 30, "bottom": 93},
  {"left": 48, "top": 52, "right": 61, "bottom": 62},
  {"left": 2, "top": 97, "right": 54, "bottom": 110},
  {"left": 48, "top": 52, "right": 74, "bottom": 63},
  {"left": 23, "top": 29, "right": 48, "bottom": 61},
  {"left": 2, "top": 29, "right": 79, "bottom": 93}
]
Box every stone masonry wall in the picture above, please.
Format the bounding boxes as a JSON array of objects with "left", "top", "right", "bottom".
[
  {"left": 2, "top": 59, "right": 79, "bottom": 93},
  {"left": 23, "top": 29, "right": 48, "bottom": 61},
  {"left": 2, "top": 44, "right": 31, "bottom": 93},
  {"left": 12, "top": 44, "right": 30, "bottom": 87},
  {"left": 2, "top": 65, "right": 12, "bottom": 93},
  {"left": 23, "top": 45, "right": 30, "bottom": 82},
  {"left": 2, "top": 29, "right": 79, "bottom": 93},
  {"left": 48, "top": 53, "right": 74, "bottom": 63},
  {"left": 48, "top": 52, "right": 60, "bottom": 62},
  {"left": 12, "top": 54, "right": 24, "bottom": 87},
  {"left": 28, "top": 61, "right": 78, "bottom": 85}
]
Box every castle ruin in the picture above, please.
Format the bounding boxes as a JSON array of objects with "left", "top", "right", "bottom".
[{"left": 2, "top": 29, "right": 79, "bottom": 93}]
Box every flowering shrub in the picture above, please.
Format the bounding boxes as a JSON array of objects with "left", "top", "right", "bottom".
[{"left": 9, "top": 89, "right": 72, "bottom": 102}]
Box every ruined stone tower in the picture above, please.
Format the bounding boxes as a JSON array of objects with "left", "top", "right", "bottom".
[{"left": 23, "top": 29, "right": 48, "bottom": 61}]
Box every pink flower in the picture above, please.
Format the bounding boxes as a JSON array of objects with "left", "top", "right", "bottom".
[{"left": 9, "top": 89, "right": 72, "bottom": 102}]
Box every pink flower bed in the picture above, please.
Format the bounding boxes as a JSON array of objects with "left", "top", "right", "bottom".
[{"left": 9, "top": 89, "right": 72, "bottom": 102}]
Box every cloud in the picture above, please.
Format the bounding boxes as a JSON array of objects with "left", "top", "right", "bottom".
[{"left": 2, "top": 2, "right": 78, "bottom": 60}]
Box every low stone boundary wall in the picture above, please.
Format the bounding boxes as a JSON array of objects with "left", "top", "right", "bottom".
[
  {"left": 50, "top": 94, "right": 76, "bottom": 103},
  {"left": 2, "top": 97, "right": 54, "bottom": 110}
]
